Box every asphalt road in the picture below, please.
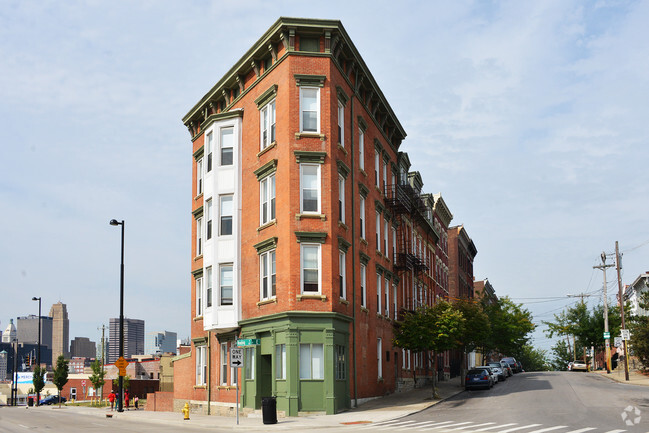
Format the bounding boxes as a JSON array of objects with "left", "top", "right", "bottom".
[{"left": 363, "top": 371, "right": 649, "bottom": 433}]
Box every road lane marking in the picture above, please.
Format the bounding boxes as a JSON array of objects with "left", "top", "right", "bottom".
[
  {"left": 420, "top": 421, "right": 474, "bottom": 430},
  {"left": 377, "top": 421, "right": 418, "bottom": 430},
  {"left": 397, "top": 422, "right": 447, "bottom": 430},
  {"left": 527, "top": 427, "right": 568, "bottom": 433},
  {"left": 447, "top": 422, "right": 497, "bottom": 431},
  {"left": 499, "top": 424, "right": 542, "bottom": 433},
  {"left": 357, "top": 420, "right": 409, "bottom": 429},
  {"left": 602, "top": 430, "right": 627, "bottom": 433},
  {"left": 473, "top": 424, "right": 518, "bottom": 432},
  {"left": 414, "top": 421, "right": 457, "bottom": 430},
  {"left": 562, "top": 429, "right": 597, "bottom": 433}
]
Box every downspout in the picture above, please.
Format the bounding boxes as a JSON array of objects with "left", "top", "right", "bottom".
[
  {"left": 351, "top": 73, "right": 358, "bottom": 409},
  {"left": 207, "top": 331, "right": 211, "bottom": 415}
]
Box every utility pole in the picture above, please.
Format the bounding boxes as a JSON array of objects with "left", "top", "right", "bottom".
[
  {"left": 594, "top": 252, "right": 614, "bottom": 373},
  {"left": 615, "top": 241, "right": 630, "bottom": 381},
  {"left": 98, "top": 324, "right": 106, "bottom": 401}
]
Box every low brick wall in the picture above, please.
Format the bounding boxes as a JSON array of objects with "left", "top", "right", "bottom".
[{"left": 146, "top": 392, "right": 174, "bottom": 412}]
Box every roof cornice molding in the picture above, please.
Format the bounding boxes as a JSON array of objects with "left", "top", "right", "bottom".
[{"left": 433, "top": 193, "right": 453, "bottom": 227}]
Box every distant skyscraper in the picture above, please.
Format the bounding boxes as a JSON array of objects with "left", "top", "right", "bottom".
[
  {"left": 70, "top": 337, "right": 96, "bottom": 358},
  {"left": 49, "top": 302, "right": 69, "bottom": 361},
  {"left": 0, "top": 350, "right": 8, "bottom": 381},
  {"left": 2, "top": 319, "right": 17, "bottom": 343},
  {"left": 145, "top": 331, "right": 177, "bottom": 356},
  {"left": 108, "top": 318, "right": 144, "bottom": 363},
  {"left": 17, "top": 315, "right": 53, "bottom": 349}
]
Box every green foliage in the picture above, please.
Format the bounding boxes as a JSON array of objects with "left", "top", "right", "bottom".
[
  {"left": 89, "top": 359, "right": 106, "bottom": 394},
  {"left": 514, "top": 343, "right": 550, "bottom": 371},
  {"left": 483, "top": 297, "right": 535, "bottom": 355},
  {"left": 628, "top": 291, "right": 649, "bottom": 369},
  {"left": 32, "top": 365, "right": 45, "bottom": 396},
  {"left": 550, "top": 339, "right": 573, "bottom": 370},
  {"left": 393, "top": 301, "right": 465, "bottom": 353},
  {"left": 544, "top": 302, "right": 621, "bottom": 351},
  {"left": 52, "top": 355, "right": 69, "bottom": 407},
  {"left": 453, "top": 299, "right": 490, "bottom": 353},
  {"left": 113, "top": 374, "right": 131, "bottom": 389}
]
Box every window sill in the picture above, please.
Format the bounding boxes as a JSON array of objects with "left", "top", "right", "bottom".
[
  {"left": 339, "top": 298, "right": 349, "bottom": 305},
  {"left": 194, "top": 254, "right": 203, "bottom": 262},
  {"left": 295, "top": 213, "right": 326, "bottom": 221},
  {"left": 375, "top": 186, "right": 382, "bottom": 194},
  {"left": 297, "top": 294, "right": 327, "bottom": 302},
  {"left": 257, "top": 220, "right": 277, "bottom": 232},
  {"left": 295, "top": 132, "right": 325, "bottom": 141},
  {"left": 193, "top": 385, "right": 206, "bottom": 389},
  {"left": 216, "top": 385, "right": 237, "bottom": 390},
  {"left": 359, "top": 168, "right": 367, "bottom": 177},
  {"left": 338, "top": 221, "right": 348, "bottom": 230},
  {"left": 360, "top": 238, "right": 368, "bottom": 246},
  {"left": 360, "top": 307, "right": 369, "bottom": 314},
  {"left": 376, "top": 250, "right": 383, "bottom": 257},
  {"left": 337, "top": 143, "right": 347, "bottom": 155},
  {"left": 257, "top": 141, "right": 277, "bottom": 158},
  {"left": 194, "top": 193, "right": 204, "bottom": 201},
  {"left": 193, "top": 316, "right": 203, "bottom": 322},
  {"left": 257, "top": 298, "right": 277, "bottom": 307}
]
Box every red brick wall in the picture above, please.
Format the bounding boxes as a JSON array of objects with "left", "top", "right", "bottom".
[{"left": 146, "top": 391, "right": 174, "bottom": 412}]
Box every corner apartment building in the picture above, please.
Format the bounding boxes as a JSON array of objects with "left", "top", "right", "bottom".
[
  {"left": 176, "top": 17, "right": 447, "bottom": 416},
  {"left": 448, "top": 225, "right": 477, "bottom": 300}
]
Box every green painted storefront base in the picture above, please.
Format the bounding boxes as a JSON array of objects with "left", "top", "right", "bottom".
[{"left": 238, "top": 311, "right": 351, "bottom": 416}]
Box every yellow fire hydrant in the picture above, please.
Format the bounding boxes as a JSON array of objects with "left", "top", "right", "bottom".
[{"left": 182, "top": 402, "right": 190, "bottom": 420}]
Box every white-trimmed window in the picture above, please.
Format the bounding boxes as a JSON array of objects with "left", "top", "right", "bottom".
[
  {"left": 220, "top": 195, "right": 233, "bottom": 236},
  {"left": 197, "top": 158, "right": 204, "bottom": 195},
  {"left": 300, "top": 164, "right": 320, "bottom": 213},
  {"left": 206, "top": 267, "right": 213, "bottom": 308},
  {"left": 337, "top": 101, "right": 344, "bottom": 145},
  {"left": 375, "top": 152, "right": 380, "bottom": 187},
  {"left": 377, "top": 273, "right": 382, "bottom": 313},
  {"left": 206, "top": 132, "right": 213, "bottom": 172},
  {"left": 339, "top": 251, "right": 346, "bottom": 300},
  {"left": 206, "top": 199, "right": 213, "bottom": 240},
  {"left": 384, "top": 219, "right": 389, "bottom": 254},
  {"left": 220, "top": 264, "right": 233, "bottom": 306},
  {"left": 220, "top": 127, "right": 234, "bottom": 166},
  {"left": 376, "top": 211, "right": 381, "bottom": 252},
  {"left": 385, "top": 276, "right": 390, "bottom": 317},
  {"left": 260, "top": 100, "right": 276, "bottom": 150},
  {"left": 393, "top": 283, "right": 398, "bottom": 320},
  {"left": 338, "top": 175, "right": 345, "bottom": 223},
  {"left": 359, "top": 128, "right": 365, "bottom": 170},
  {"left": 196, "top": 345, "right": 207, "bottom": 385},
  {"left": 276, "top": 344, "right": 286, "bottom": 379},
  {"left": 196, "top": 277, "right": 203, "bottom": 317},
  {"left": 383, "top": 160, "right": 387, "bottom": 193},
  {"left": 300, "top": 87, "right": 320, "bottom": 133},
  {"left": 260, "top": 174, "right": 276, "bottom": 225},
  {"left": 392, "top": 227, "right": 397, "bottom": 263},
  {"left": 335, "top": 345, "right": 346, "bottom": 380},
  {"left": 220, "top": 343, "right": 228, "bottom": 385},
  {"left": 360, "top": 264, "right": 366, "bottom": 308},
  {"left": 360, "top": 196, "right": 366, "bottom": 239},
  {"left": 300, "top": 343, "right": 324, "bottom": 379},
  {"left": 260, "top": 249, "right": 276, "bottom": 300},
  {"left": 301, "top": 244, "right": 321, "bottom": 293},
  {"left": 196, "top": 217, "right": 203, "bottom": 257},
  {"left": 377, "top": 338, "right": 382, "bottom": 379},
  {"left": 245, "top": 348, "right": 255, "bottom": 380}
]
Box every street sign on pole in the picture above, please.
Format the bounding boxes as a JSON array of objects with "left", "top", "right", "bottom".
[
  {"left": 603, "top": 331, "right": 610, "bottom": 339},
  {"left": 621, "top": 329, "right": 630, "bottom": 340},
  {"left": 236, "top": 338, "right": 260, "bottom": 347},
  {"left": 614, "top": 337, "right": 622, "bottom": 347},
  {"left": 231, "top": 348, "right": 243, "bottom": 368}
]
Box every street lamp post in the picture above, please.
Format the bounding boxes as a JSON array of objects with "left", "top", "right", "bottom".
[
  {"left": 32, "top": 296, "right": 41, "bottom": 406},
  {"left": 110, "top": 219, "right": 125, "bottom": 413}
]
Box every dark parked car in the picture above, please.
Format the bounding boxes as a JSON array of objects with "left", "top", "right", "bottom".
[
  {"left": 39, "top": 395, "right": 66, "bottom": 405},
  {"left": 501, "top": 357, "right": 520, "bottom": 373},
  {"left": 465, "top": 368, "right": 493, "bottom": 390}
]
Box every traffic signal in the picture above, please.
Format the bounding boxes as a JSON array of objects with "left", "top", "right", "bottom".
[{"left": 26, "top": 354, "right": 31, "bottom": 367}]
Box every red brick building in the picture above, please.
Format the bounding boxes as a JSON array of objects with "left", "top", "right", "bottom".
[
  {"left": 175, "top": 17, "right": 449, "bottom": 416},
  {"left": 448, "top": 225, "right": 477, "bottom": 300}
]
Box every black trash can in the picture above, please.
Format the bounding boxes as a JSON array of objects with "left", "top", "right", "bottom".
[
  {"left": 28, "top": 397, "right": 34, "bottom": 407},
  {"left": 261, "top": 396, "right": 277, "bottom": 424}
]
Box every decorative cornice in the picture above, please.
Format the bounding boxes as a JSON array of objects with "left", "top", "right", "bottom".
[
  {"left": 358, "top": 183, "right": 369, "bottom": 198},
  {"left": 193, "top": 145, "right": 205, "bottom": 160},
  {"left": 336, "top": 85, "right": 349, "bottom": 106},
  {"left": 294, "top": 74, "right": 326, "bottom": 87},
  {"left": 253, "top": 159, "right": 278, "bottom": 180},
  {"left": 254, "top": 84, "right": 278, "bottom": 109},
  {"left": 192, "top": 268, "right": 204, "bottom": 278},
  {"left": 294, "top": 150, "right": 326, "bottom": 164},
  {"left": 336, "top": 160, "right": 350, "bottom": 178},
  {"left": 192, "top": 206, "right": 204, "bottom": 218},
  {"left": 359, "top": 252, "right": 370, "bottom": 265},
  {"left": 374, "top": 138, "right": 383, "bottom": 152},
  {"left": 192, "top": 337, "right": 208, "bottom": 345},
  {"left": 201, "top": 109, "right": 244, "bottom": 133},
  {"left": 357, "top": 116, "right": 368, "bottom": 132},
  {"left": 254, "top": 237, "right": 278, "bottom": 254},
  {"left": 295, "top": 231, "right": 327, "bottom": 243},
  {"left": 374, "top": 200, "right": 385, "bottom": 214},
  {"left": 338, "top": 236, "right": 351, "bottom": 253}
]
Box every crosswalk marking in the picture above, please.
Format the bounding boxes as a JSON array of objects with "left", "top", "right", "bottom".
[
  {"left": 448, "top": 422, "right": 497, "bottom": 431},
  {"left": 357, "top": 420, "right": 406, "bottom": 429},
  {"left": 377, "top": 421, "right": 418, "bottom": 430},
  {"left": 563, "top": 429, "right": 596, "bottom": 433},
  {"left": 498, "top": 424, "right": 543, "bottom": 433},
  {"left": 420, "top": 421, "right": 475, "bottom": 430},
  {"left": 527, "top": 426, "right": 568, "bottom": 433},
  {"left": 414, "top": 421, "right": 457, "bottom": 429},
  {"left": 397, "top": 421, "right": 447, "bottom": 430},
  {"left": 602, "top": 430, "right": 627, "bottom": 433},
  {"left": 473, "top": 423, "right": 518, "bottom": 432}
]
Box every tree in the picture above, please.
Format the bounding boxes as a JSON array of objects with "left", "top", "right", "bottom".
[
  {"left": 113, "top": 374, "right": 130, "bottom": 390},
  {"left": 393, "top": 301, "right": 465, "bottom": 398},
  {"left": 628, "top": 291, "right": 649, "bottom": 369},
  {"left": 52, "top": 355, "right": 69, "bottom": 408},
  {"left": 483, "top": 297, "right": 535, "bottom": 356},
  {"left": 550, "top": 339, "right": 573, "bottom": 371},
  {"left": 453, "top": 299, "right": 490, "bottom": 384},
  {"left": 89, "top": 359, "right": 106, "bottom": 404},
  {"left": 32, "top": 365, "right": 45, "bottom": 405},
  {"left": 515, "top": 343, "right": 550, "bottom": 371}
]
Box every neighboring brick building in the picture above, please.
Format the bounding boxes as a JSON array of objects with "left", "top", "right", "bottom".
[
  {"left": 176, "top": 17, "right": 448, "bottom": 416},
  {"left": 447, "top": 225, "right": 477, "bottom": 300}
]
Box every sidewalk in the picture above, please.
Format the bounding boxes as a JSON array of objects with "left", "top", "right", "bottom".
[
  {"left": 592, "top": 367, "right": 649, "bottom": 386},
  {"left": 43, "top": 377, "right": 463, "bottom": 431}
]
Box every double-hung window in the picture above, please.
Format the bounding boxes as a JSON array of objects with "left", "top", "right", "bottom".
[
  {"left": 393, "top": 283, "right": 398, "bottom": 320},
  {"left": 220, "top": 264, "right": 233, "bottom": 306},
  {"left": 337, "top": 101, "right": 344, "bottom": 145},
  {"left": 206, "top": 132, "right": 213, "bottom": 172},
  {"left": 300, "top": 87, "right": 320, "bottom": 133},
  {"left": 245, "top": 348, "right": 255, "bottom": 380},
  {"left": 260, "top": 174, "right": 276, "bottom": 225},
  {"left": 299, "top": 343, "right": 324, "bottom": 379},
  {"left": 375, "top": 152, "right": 380, "bottom": 187},
  {"left": 206, "top": 199, "right": 213, "bottom": 240},
  {"left": 301, "top": 244, "right": 320, "bottom": 293},
  {"left": 220, "top": 343, "right": 228, "bottom": 385},
  {"left": 196, "top": 345, "right": 207, "bottom": 385},
  {"left": 385, "top": 276, "right": 390, "bottom": 317},
  {"left": 384, "top": 220, "right": 389, "bottom": 255},
  {"left": 359, "top": 196, "right": 365, "bottom": 239},
  {"left": 220, "top": 127, "right": 234, "bottom": 166},
  {"left": 360, "top": 264, "right": 366, "bottom": 308},
  {"left": 220, "top": 195, "right": 233, "bottom": 236},
  {"left": 206, "top": 267, "right": 213, "bottom": 308},
  {"left": 383, "top": 160, "right": 387, "bottom": 193},
  {"left": 300, "top": 164, "right": 320, "bottom": 213},
  {"left": 392, "top": 227, "right": 397, "bottom": 263},
  {"left": 197, "top": 158, "right": 204, "bottom": 195},
  {"left": 339, "top": 251, "right": 346, "bottom": 300},
  {"left": 196, "top": 217, "right": 203, "bottom": 257},
  {"left": 377, "top": 338, "right": 382, "bottom": 379},
  {"left": 260, "top": 100, "right": 276, "bottom": 150},
  {"left": 338, "top": 175, "right": 345, "bottom": 223},
  {"left": 260, "top": 249, "right": 276, "bottom": 300},
  {"left": 377, "top": 273, "right": 382, "bottom": 313},
  {"left": 376, "top": 211, "right": 381, "bottom": 252},
  {"left": 196, "top": 277, "right": 203, "bottom": 317},
  {"left": 359, "top": 128, "right": 365, "bottom": 170}
]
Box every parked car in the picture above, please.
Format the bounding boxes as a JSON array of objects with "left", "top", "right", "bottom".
[
  {"left": 571, "top": 360, "right": 588, "bottom": 371},
  {"left": 475, "top": 366, "right": 498, "bottom": 386},
  {"left": 488, "top": 362, "right": 507, "bottom": 381},
  {"left": 567, "top": 361, "right": 574, "bottom": 371},
  {"left": 39, "top": 395, "right": 66, "bottom": 405},
  {"left": 465, "top": 368, "right": 493, "bottom": 390},
  {"left": 500, "top": 360, "right": 513, "bottom": 376},
  {"left": 501, "top": 357, "right": 519, "bottom": 373},
  {"left": 516, "top": 361, "right": 524, "bottom": 372}
]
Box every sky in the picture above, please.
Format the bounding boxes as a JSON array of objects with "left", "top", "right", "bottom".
[{"left": 1, "top": 0, "right": 648, "bottom": 357}]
